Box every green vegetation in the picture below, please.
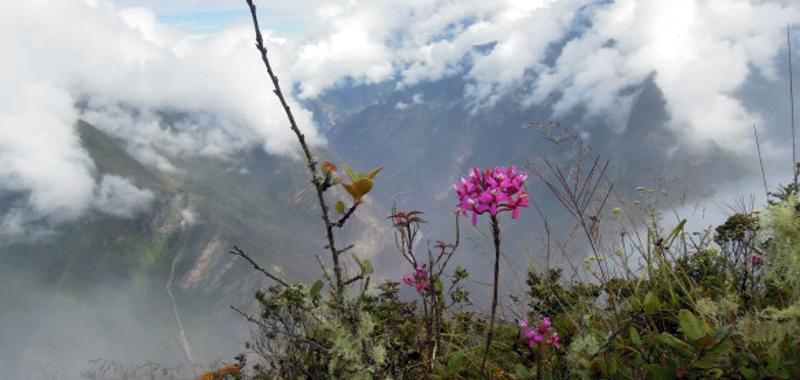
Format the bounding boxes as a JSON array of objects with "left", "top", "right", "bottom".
[
  {"left": 194, "top": 5, "right": 800, "bottom": 378},
  {"left": 208, "top": 173, "right": 800, "bottom": 379}
]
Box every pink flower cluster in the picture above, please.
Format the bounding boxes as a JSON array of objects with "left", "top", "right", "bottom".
[
  {"left": 402, "top": 265, "right": 428, "bottom": 295},
  {"left": 518, "top": 317, "right": 560, "bottom": 349},
  {"left": 455, "top": 166, "right": 529, "bottom": 225}
]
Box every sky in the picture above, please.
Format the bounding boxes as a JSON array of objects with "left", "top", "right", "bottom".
[
  {"left": 0, "top": 0, "right": 799, "bottom": 238},
  {"left": 113, "top": 0, "right": 316, "bottom": 35}
]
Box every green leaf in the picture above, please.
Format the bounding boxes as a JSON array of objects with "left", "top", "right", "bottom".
[
  {"left": 363, "top": 259, "right": 374, "bottom": 275},
  {"left": 310, "top": 280, "right": 323, "bottom": 299},
  {"left": 335, "top": 200, "right": 346, "bottom": 214},
  {"left": 352, "top": 254, "right": 366, "bottom": 275},
  {"left": 607, "top": 355, "right": 618, "bottom": 376},
  {"left": 434, "top": 278, "right": 443, "bottom": 294},
  {"left": 740, "top": 367, "right": 757, "bottom": 380},
  {"left": 630, "top": 325, "right": 642, "bottom": 346},
  {"left": 644, "top": 291, "right": 661, "bottom": 315},
  {"left": 343, "top": 164, "right": 358, "bottom": 182},
  {"left": 665, "top": 219, "right": 687, "bottom": 245},
  {"left": 677, "top": 309, "right": 710, "bottom": 343},
  {"left": 695, "top": 340, "right": 732, "bottom": 369},
  {"left": 658, "top": 333, "right": 693, "bottom": 357},
  {"left": 650, "top": 365, "right": 678, "bottom": 380},
  {"left": 631, "top": 296, "right": 642, "bottom": 311},
  {"left": 446, "top": 352, "right": 464, "bottom": 372}
]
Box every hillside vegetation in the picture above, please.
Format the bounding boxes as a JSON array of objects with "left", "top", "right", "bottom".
[{"left": 184, "top": 4, "right": 800, "bottom": 379}]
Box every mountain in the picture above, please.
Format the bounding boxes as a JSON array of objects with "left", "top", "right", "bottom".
[
  {"left": 0, "top": 71, "right": 756, "bottom": 377},
  {"left": 0, "top": 120, "right": 390, "bottom": 377},
  {"left": 318, "top": 74, "right": 751, "bottom": 276}
]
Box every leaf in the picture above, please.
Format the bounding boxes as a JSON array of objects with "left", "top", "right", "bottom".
[
  {"left": 322, "top": 161, "right": 337, "bottom": 173},
  {"left": 658, "top": 333, "right": 693, "bottom": 357},
  {"left": 695, "top": 340, "right": 732, "bottom": 369},
  {"left": 649, "top": 364, "right": 678, "bottom": 380},
  {"left": 630, "top": 325, "right": 642, "bottom": 346},
  {"left": 366, "top": 166, "right": 383, "bottom": 179},
  {"left": 352, "top": 254, "right": 367, "bottom": 275},
  {"left": 677, "top": 309, "right": 710, "bottom": 343},
  {"left": 342, "top": 182, "right": 358, "bottom": 200},
  {"left": 665, "top": 219, "right": 687, "bottom": 245},
  {"left": 343, "top": 164, "right": 358, "bottom": 182},
  {"left": 335, "top": 200, "right": 346, "bottom": 214},
  {"left": 352, "top": 178, "right": 374, "bottom": 198},
  {"left": 310, "top": 280, "right": 323, "bottom": 299},
  {"left": 363, "top": 259, "right": 374, "bottom": 275},
  {"left": 446, "top": 352, "right": 464, "bottom": 372},
  {"left": 434, "top": 279, "right": 443, "bottom": 294},
  {"left": 342, "top": 178, "right": 374, "bottom": 202},
  {"left": 644, "top": 291, "right": 661, "bottom": 315},
  {"left": 739, "top": 367, "right": 757, "bottom": 380}
]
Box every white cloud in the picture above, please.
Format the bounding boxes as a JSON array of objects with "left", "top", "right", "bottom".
[
  {"left": 1, "top": 0, "right": 798, "bottom": 236},
  {"left": 528, "top": 0, "right": 800, "bottom": 149},
  {"left": 272, "top": 0, "right": 799, "bottom": 148},
  {"left": 0, "top": 0, "right": 323, "bottom": 234},
  {"left": 92, "top": 175, "right": 155, "bottom": 217}
]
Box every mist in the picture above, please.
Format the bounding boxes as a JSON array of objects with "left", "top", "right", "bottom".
[{"left": 2, "top": 0, "right": 800, "bottom": 378}]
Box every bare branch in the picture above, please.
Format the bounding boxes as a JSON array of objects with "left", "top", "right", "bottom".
[
  {"left": 230, "top": 306, "right": 329, "bottom": 352},
  {"left": 244, "top": 0, "right": 347, "bottom": 298},
  {"left": 230, "top": 246, "right": 289, "bottom": 287},
  {"left": 335, "top": 203, "right": 359, "bottom": 228}
]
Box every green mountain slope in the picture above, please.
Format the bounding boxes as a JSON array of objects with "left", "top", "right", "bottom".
[{"left": 0, "top": 120, "right": 389, "bottom": 376}]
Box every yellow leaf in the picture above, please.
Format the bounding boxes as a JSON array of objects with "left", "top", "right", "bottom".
[
  {"left": 366, "top": 166, "right": 383, "bottom": 179},
  {"left": 342, "top": 183, "right": 358, "bottom": 200},
  {"left": 352, "top": 178, "right": 373, "bottom": 198}
]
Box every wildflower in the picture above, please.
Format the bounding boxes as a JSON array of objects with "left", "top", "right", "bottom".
[
  {"left": 454, "top": 166, "right": 529, "bottom": 225},
  {"left": 401, "top": 265, "right": 429, "bottom": 295},
  {"left": 518, "top": 317, "right": 560, "bottom": 349},
  {"left": 750, "top": 254, "right": 763, "bottom": 266}
]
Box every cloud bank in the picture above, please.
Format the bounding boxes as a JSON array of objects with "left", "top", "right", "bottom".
[
  {"left": 0, "top": 0, "right": 321, "bottom": 235},
  {"left": 1, "top": 0, "right": 798, "bottom": 236},
  {"left": 286, "top": 0, "right": 799, "bottom": 148}
]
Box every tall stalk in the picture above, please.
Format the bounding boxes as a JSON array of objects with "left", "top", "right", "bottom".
[
  {"left": 480, "top": 215, "right": 502, "bottom": 378},
  {"left": 244, "top": 0, "right": 346, "bottom": 303}
]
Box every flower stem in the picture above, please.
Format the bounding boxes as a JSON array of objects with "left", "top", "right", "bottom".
[{"left": 480, "top": 215, "right": 501, "bottom": 378}]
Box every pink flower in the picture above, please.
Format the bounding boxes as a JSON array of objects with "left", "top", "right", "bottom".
[
  {"left": 547, "top": 332, "right": 560, "bottom": 348},
  {"left": 455, "top": 166, "right": 529, "bottom": 225},
  {"left": 518, "top": 317, "right": 559, "bottom": 350},
  {"left": 415, "top": 281, "right": 427, "bottom": 295},
  {"left": 402, "top": 265, "right": 429, "bottom": 296},
  {"left": 750, "top": 254, "right": 763, "bottom": 266}
]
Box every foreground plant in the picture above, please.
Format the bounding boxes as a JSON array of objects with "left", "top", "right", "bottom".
[{"left": 455, "top": 165, "right": 529, "bottom": 377}]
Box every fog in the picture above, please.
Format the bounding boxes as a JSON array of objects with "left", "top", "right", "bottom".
[{"left": 2, "top": 0, "right": 800, "bottom": 378}]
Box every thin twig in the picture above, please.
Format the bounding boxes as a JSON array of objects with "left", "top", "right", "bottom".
[
  {"left": 230, "top": 246, "right": 288, "bottom": 287},
  {"left": 335, "top": 203, "right": 359, "bottom": 227},
  {"left": 244, "top": 0, "right": 346, "bottom": 299},
  {"left": 789, "top": 25, "right": 797, "bottom": 187},
  {"left": 753, "top": 124, "right": 769, "bottom": 201},
  {"left": 230, "top": 306, "right": 329, "bottom": 352},
  {"left": 344, "top": 275, "right": 364, "bottom": 286}
]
